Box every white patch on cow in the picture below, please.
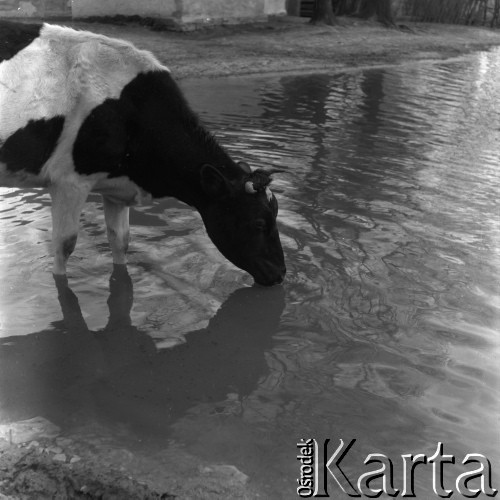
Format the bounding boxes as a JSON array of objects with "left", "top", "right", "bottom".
[
  {"left": 103, "top": 196, "right": 130, "bottom": 264},
  {"left": 245, "top": 181, "right": 257, "bottom": 194},
  {"left": 49, "top": 177, "right": 92, "bottom": 274},
  {"left": 265, "top": 186, "right": 273, "bottom": 202},
  {"left": 0, "top": 23, "right": 163, "bottom": 274},
  {"left": 91, "top": 174, "right": 154, "bottom": 206},
  {"left": 0, "top": 23, "right": 169, "bottom": 187}
]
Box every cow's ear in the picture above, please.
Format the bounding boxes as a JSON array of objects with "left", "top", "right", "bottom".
[{"left": 200, "top": 165, "right": 231, "bottom": 198}]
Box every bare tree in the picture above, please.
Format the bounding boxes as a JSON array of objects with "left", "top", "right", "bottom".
[
  {"left": 358, "top": 0, "right": 394, "bottom": 25},
  {"left": 335, "top": 0, "right": 394, "bottom": 25},
  {"left": 310, "top": 0, "right": 336, "bottom": 25},
  {"left": 492, "top": 0, "right": 500, "bottom": 26}
]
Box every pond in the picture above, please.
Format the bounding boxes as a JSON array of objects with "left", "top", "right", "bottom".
[{"left": 0, "top": 49, "right": 499, "bottom": 498}]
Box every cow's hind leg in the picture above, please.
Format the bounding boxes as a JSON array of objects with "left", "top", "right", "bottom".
[
  {"left": 50, "top": 182, "right": 90, "bottom": 275},
  {"left": 103, "top": 197, "right": 130, "bottom": 265}
]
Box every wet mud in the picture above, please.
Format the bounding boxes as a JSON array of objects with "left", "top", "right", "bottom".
[{"left": 0, "top": 440, "right": 173, "bottom": 500}]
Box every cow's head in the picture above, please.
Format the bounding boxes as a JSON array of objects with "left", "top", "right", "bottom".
[{"left": 199, "top": 161, "right": 286, "bottom": 286}]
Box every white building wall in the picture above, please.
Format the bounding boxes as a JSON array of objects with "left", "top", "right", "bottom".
[
  {"left": 0, "top": 0, "right": 71, "bottom": 18},
  {"left": 265, "top": 0, "right": 286, "bottom": 15},
  {"left": 72, "top": 0, "right": 285, "bottom": 22},
  {"left": 71, "top": 0, "right": 179, "bottom": 19}
]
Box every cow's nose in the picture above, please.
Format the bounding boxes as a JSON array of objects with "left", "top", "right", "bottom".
[
  {"left": 275, "top": 266, "right": 286, "bottom": 285},
  {"left": 255, "top": 270, "right": 285, "bottom": 287},
  {"left": 274, "top": 271, "right": 285, "bottom": 285}
]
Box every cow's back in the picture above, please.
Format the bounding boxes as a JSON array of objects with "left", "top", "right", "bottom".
[{"left": 0, "top": 21, "right": 167, "bottom": 186}]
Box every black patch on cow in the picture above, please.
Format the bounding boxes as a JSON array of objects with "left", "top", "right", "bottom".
[
  {"left": 73, "top": 71, "right": 233, "bottom": 203},
  {"left": 0, "top": 21, "right": 42, "bottom": 63},
  {"left": 0, "top": 116, "right": 65, "bottom": 174}
]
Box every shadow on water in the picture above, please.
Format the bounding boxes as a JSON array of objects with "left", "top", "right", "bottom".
[
  {"left": 179, "top": 53, "right": 500, "bottom": 495},
  {"left": 0, "top": 266, "right": 285, "bottom": 439}
]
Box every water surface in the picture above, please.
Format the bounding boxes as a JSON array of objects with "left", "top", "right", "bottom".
[{"left": 1, "top": 50, "right": 499, "bottom": 498}]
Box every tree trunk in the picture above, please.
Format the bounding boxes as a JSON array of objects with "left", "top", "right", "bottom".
[
  {"left": 310, "top": 0, "right": 336, "bottom": 25},
  {"left": 335, "top": 0, "right": 358, "bottom": 16},
  {"left": 492, "top": 0, "right": 500, "bottom": 27},
  {"left": 358, "top": 0, "right": 394, "bottom": 25}
]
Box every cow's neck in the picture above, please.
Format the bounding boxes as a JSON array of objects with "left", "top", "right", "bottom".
[
  {"left": 126, "top": 71, "right": 246, "bottom": 211},
  {"left": 146, "top": 120, "right": 243, "bottom": 210},
  {"left": 74, "top": 71, "right": 246, "bottom": 210}
]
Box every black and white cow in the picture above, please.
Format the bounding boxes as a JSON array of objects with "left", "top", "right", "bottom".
[{"left": 0, "top": 21, "right": 286, "bottom": 286}]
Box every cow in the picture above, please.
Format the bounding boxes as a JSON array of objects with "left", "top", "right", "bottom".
[{"left": 0, "top": 21, "right": 286, "bottom": 286}]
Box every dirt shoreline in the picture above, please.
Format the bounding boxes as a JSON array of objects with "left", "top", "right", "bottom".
[
  {"left": 66, "top": 16, "right": 500, "bottom": 80},
  {"left": 2, "top": 15, "right": 500, "bottom": 500}
]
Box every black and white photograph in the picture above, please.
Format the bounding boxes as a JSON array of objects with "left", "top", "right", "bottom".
[{"left": 0, "top": 0, "right": 498, "bottom": 498}]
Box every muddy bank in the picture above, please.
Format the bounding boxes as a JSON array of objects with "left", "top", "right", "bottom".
[
  {"left": 0, "top": 417, "right": 256, "bottom": 499},
  {"left": 0, "top": 431, "right": 254, "bottom": 499},
  {"left": 65, "top": 16, "right": 500, "bottom": 79},
  {"left": 0, "top": 442, "right": 171, "bottom": 500}
]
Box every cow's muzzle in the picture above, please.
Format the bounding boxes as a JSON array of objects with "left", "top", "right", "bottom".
[{"left": 253, "top": 265, "right": 286, "bottom": 287}]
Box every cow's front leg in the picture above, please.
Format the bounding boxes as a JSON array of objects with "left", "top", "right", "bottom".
[
  {"left": 50, "top": 182, "right": 90, "bottom": 275},
  {"left": 103, "top": 196, "right": 130, "bottom": 265}
]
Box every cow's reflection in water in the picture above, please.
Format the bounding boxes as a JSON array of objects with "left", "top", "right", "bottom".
[{"left": 0, "top": 266, "right": 285, "bottom": 436}]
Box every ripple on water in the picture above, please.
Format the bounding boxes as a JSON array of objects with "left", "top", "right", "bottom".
[{"left": 1, "top": 49, "right": 500, "bottom": 497}]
